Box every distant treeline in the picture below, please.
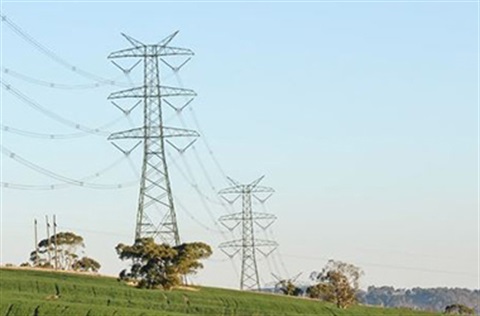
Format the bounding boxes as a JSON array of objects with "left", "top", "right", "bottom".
[{"left": 358, "top": 286, "right": 479, "bottom": 314}]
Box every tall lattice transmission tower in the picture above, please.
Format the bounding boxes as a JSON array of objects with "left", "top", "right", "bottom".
[
  {"left": 218, "top": 176, "right": 278, "bottom": 290},
  {"left": 108, "top": 32, "right": 198, "bottom": 246}
]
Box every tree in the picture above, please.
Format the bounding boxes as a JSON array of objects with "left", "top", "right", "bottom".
[
  {"left": 444, "top": 304, "right": 475, "bottom": 315},
  {"left": 276, "top": 279, "right": 303, "bottom": 296},
  {"left": 307, "top": 260, "right": 363, "bottom": 309},
  {"left": 72, "top": 257, "right": 101, "bottom": 272},
  {"left": 359, "top": 286, "right": 479, "bottom": 314},
  {"left": 273, "top": 273, "right": 303, "bottom": 296},
  {"left": 116, "top": 238, "right": 212, "bottom": 290},
  {"left": 29, "top": 231, "right": 100, "bottom": 272}
]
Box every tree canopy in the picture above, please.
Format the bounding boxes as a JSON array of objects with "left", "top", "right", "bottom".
[
  {"left": 29, "top": 231, "right": 100, "bottom": 272},
  {"left": 444, "top": 304, "right": 475, "bottom": 315},
  {"left": 72, "top": 256, "right": 101, "bottom": 273},
  {"left": 307, "top": 260, "right": 363, "bottom": 309},
  {"left": 116, "top": 238, "right": 212, "bottom": 290},
  {"left": 276, "top": 279, "right": 303, "bottom": 296}
]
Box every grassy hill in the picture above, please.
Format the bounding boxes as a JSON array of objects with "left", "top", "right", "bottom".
[{"left": 0, "top": 268, "right": 441, "bottom": 316}]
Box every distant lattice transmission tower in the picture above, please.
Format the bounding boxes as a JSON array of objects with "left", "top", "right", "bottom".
[
  {"left": 218, "top": 176, "right": 278, "bottom": 290},
  {"left": 108, "top": 32, "right": 198, "bottom": 246}
]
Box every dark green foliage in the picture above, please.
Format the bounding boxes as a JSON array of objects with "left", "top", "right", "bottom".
[
  {"left": 306, "top": 282, "right": 326, "bottom": 299},
  {"left": 29, "top": 232, "right": 101, "bottom": 273},
  {"left": 30, "top": 232, "right": 82, "bottom": 270},
  {"left": 276, "top": 280, "right": 302, "bottom": 296},
  {"left": 116, "top": 238, "right": 212, "bottom": 290},
  {"left": 72, "top": 257, "right": 101, "bottom": 273},
  {"left": 444, "top": 304, "right": 475, "bottom": 315},
  {"left": 38, "top": 232, "right": 84, "bottom": 249}
]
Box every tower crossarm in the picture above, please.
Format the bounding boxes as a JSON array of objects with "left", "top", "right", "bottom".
[
  {"left": 218, "top": 239, "right": 243, "bottom": 249},
  {"left": 108, "top": 126, "right": 199, "bottom": 140},
  {"left": 252, "top": 212, "right": 276, "bottom": 229},
  {"left": 108, "top": 85, "right": 196, "bottom": 99},
  {"left": 218, "top": 212, "right": 242, "bottom": 231},
  {"left": 218, "top": 186, "right": 244, "bottom": 195},
  {"left": 162, "top": 127, "right": 199, "bottom": 138},
  {"left": 246, "top": 175, "right": 265, "bottom": 190},
  {"left": 219, "top": 212, "right": 276, "bottom": 222},
  {"left": 218, "top": 239, "right": 242, "bottom": 258},
  {"left": 218, "top": 177, "right": 275, "bottom": 195},
  {"left": 254, "top": 239, "right": 278, "bottom": 248},
  {"left": 250, "top": 186, "right": 275, "bottom": 193},
  {"left": 108, "top": 46, "right": 194, "bottom": 59},
  {"left": 219, "top": 239, "right": 278, "bottom": 251},
  {"left": 226, "top": 176, "right": 242, "bottom": 189}
]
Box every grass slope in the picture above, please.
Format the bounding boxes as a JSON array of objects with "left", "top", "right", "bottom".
[{"left": 0, "top": 268, "right": 440, "bottom": 316}]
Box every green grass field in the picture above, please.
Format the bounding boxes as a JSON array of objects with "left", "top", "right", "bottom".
[{"left": 0, "top": 268, "right": 440, "bottom": 316}]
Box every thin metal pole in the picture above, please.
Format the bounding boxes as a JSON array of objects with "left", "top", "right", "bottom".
[
  {"left": 34, "top": 219, "right": 39, "bottom": 266},
  {"left": 53, "top": 214, "right": 58, "bottom": 270},
  {"left": 45, "top": 215, "right": 51, "bottom": 265}
]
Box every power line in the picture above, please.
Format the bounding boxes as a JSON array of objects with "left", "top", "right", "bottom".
[
  {"left": 163, "top": 77, "right": 245, "bottom": 282},
  {"left": 57, "top": 225, "right": 131, "bottom": 238},
  {"left": 2, "top": 66, "right": 179, "bottom": 91},
  {"left": 167, "top": 151, "right": 232, "bottom": 236},
  {"left": 189, "top": 107, "right": 230, "bottom": 184},
  {"left": 161, "top": 92, "right": 247, "bottom": 287},
  {"left": 1, "top": 146, "right": 137, "bottom": 190},
  {"left": 279, "top": 253, "right": 477, "bottom": 277},
  {"left": 2, "top": 67, "right": 128, "bottom": 90},
  {"left": 1, "top": 14, "right": 128, "bottom": 87},
  {"left": 259, "top": 203, "right": 290, "bottom": 277},
  {"left": 168, "top": 74, "right": 236, "bottom": 214},
  {"left": 170, "top": 72, "right": 230, "bottom": 187},
  {"left": 1, "top": 154, "right": 132, "bottom": 190},
  {"left": 2, "top": 81, "right": 120, "bottom": 135},
  {"left": 168, "top": 149, "right": 229, "bottom": 207},
  {"left": 261, "top": 229, "right": 285, "bottom": 279},
  {"left": 160, "top": 107, "right": 242, "bottom": 274},
  {"left": 166, "top": 141, "right": 241, "bottom": 279},
  {"left": 173, "top": 196, "right": 224, "bottom": 235},
  {"left": 0, "top": 122, "right": 121, "bottom": 140}
]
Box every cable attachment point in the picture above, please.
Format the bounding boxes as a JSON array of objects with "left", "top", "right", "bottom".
[
  {"left": 111, "top": 141, "right": 141, "bottom": 156},
  {"left": 166, "top": 139, "right": 197, "bottom": 155},
  {"left": 220, "top": 195, "right": 241, "bottom": 205},
  {"left": 160, "top": 57, "right": 192, "bottom": 73},
  {"left": 253, "top": 192, "right": 274, "bottom": 204},
  {"left": 111, "top": 59, "right": 141, "bottom": 75},
  {"left": 111, "top": 100, "right": 141, "bottom": 116},
  {"left": 163, "top": 97, "right": 194, "bottom": 113}
]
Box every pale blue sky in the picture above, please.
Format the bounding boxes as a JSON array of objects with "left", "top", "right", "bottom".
[{"left": 0, "top": 1, "right": 478, "bottom": 290}]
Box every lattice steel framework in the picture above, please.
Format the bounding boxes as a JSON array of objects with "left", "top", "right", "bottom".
[
  {"left": 108, "top": 32, "right": 198, "bottom": 246},
  {"left": 218, "top": 176, "right": 278, "bottom": 290}
]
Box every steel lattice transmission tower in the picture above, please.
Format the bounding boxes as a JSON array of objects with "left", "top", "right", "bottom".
[
  {"left": 108, "top": 32, "right": 198, "bottom": 246},
  {"left": 218, "top": 176, "right": 278, "bottom": 291}
]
